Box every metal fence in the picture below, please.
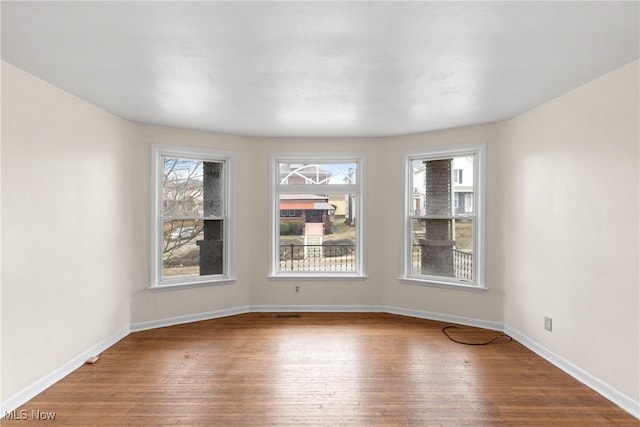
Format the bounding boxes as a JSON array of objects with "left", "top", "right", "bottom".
[
  {"left": 411, "top": 245, "right": 473, "bottom": 280},
  {"left": 279, "top": 244, "right": 355, "bottom": 272}
]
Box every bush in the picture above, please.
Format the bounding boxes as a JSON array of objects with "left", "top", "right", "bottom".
[
  {"left": 323, "top": 238, "right": 355, "bottom": 257},
  {"left": 280, "top": 222, "right": 291, "bottom": 235},
  {"left": 280, "top": 221, "right": 304, "bottom": 235},
  {"left": 288, "top": 221, "right": 304, "bottom": 235}
]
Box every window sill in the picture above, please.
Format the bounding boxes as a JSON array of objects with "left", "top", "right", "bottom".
[
  {"left": 148, "top": 277, "right": 237, "bottom": 291},
  {"left": 399, "top": 276, "right": 487, "bottom": 293},
  {"left": 268, "top": 274, "right": 368, "bottom": 281}
]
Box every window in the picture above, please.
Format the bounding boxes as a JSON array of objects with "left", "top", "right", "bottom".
[
  {"left": 151, "top": 145, "right": 233, "bottom": 288},
  {"left": 271, "top": 155, "right": 365, "bottom": 277},
  {"left": 453, "top": 168, "right": 463, "bottom": 184},
  {"left": 403, "top": 144, "right": 485, "bottom": 289}
]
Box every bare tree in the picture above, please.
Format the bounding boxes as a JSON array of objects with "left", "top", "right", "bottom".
[{"left": 162, "top": 158, "right": 205, "bottom": 265}]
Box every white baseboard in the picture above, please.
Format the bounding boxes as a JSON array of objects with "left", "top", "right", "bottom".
[
  {"left": 251, "top": 304, "right": 385, "bottom": 313},
  {"left": 504, "top": 325, "right": 640, "bottom": 419},
  {"left": 130, "top": 305, "right": 251, "bottom": 332},
  {"left": 384, "top": 305, "right": 504, "bottom": 331},
  {"left": 0, "top": 326, "right": 130, "bottom": 416}
]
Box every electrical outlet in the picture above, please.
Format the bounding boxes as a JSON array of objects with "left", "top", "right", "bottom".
[
  {"left": 295, "top": 285, "right": 300, "bottom": 294},
  {"left": 544, "top": 317, "right": 553, "bottom": 332}
]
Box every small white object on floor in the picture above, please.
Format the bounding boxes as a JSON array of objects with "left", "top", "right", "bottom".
[{"left": 85, "top": 355, "right": 100, "bottom": 364}]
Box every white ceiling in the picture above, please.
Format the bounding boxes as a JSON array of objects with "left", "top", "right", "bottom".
[{"left": 2, "top": 1, "right": 638, "bottom": 138}]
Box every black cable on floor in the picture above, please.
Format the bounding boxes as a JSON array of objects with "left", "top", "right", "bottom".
[{"left": 442, "top": 325, "right": 512, "bottom": 346}]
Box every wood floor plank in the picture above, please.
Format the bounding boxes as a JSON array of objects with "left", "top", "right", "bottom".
[{"left": 2, "top": 313, "right": 637, "bottom": 426}]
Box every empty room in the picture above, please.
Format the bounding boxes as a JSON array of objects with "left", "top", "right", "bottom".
[{"left": 1, "top": 1, "right": 639, "bottom": 425}]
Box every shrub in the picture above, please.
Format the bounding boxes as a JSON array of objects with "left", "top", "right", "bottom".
[
  {"left": 280, "top": 220, "right": 304, "bottom": 235},
  {"left": 288, "top": 221, "right": 304, "bottom": 235},
  {"left": 323, "top": 238, "right": 355, "bottom": 257},
  {"left": 280, "top": 222, "right": 291, "bottom": 235}
]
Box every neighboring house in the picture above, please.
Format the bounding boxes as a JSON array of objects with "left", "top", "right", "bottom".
[
  {"left": 279, "top": 163, "right": 357, "bottom": 229},
  {"left": 329, "top": 197, "right": 345, "bottom": 218},
  {"left": 452, "top": 156, "right": 474, "bottom": 215},
  {"left": 279, "top": 194, "right": 335, "bottom": 234}
]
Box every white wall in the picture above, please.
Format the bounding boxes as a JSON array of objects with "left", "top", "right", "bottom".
[
  {"left": 497, "top": 60, "right": 639, "bottom": 402},
  {"left": 1, "top": 62, "right": 135, "bottom": 401},
  {"left": 380, "top": 124, "right": 505, "bottom": 322},
  {"left": 129, "top": 134, "right": 390, "bottom": 317},
  {"left": 0, "top": 57, "right": 4, "bottom": 408},
  {"left": 128, "top": 125, "right": 506, "bottom": 321},
  {"left": 250, "top": 137, "right": 385, "bottom": 308},
  {"left": 129, "top": 124, "right": 253, "bottom": 324}
]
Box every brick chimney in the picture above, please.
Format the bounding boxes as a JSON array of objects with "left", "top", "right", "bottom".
[{"left": 420, "top": 159, "right": 455, "bottom": 277}]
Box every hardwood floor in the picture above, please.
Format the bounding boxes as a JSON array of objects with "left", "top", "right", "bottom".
[{"left": 3, "top": 313, "right": 637, "bottom": 426}]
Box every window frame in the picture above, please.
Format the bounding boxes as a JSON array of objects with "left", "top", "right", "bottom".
[
  {"left": 150, "top": 144, "right": 235, "bottom": 289},
  {"left": 270, "top": 153, "right": 366, "bottom": 279},
  {"left": 402, "top": 143, "right": 486, "bottom": 291}
]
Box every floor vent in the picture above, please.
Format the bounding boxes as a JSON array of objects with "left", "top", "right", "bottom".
[{"left": 275, "top": 314, "right": 302, "bottom": 318}]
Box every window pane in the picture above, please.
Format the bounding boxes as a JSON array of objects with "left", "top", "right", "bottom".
[
  {"left": 153, "top": 146, "right": 232, "bottom": 287},
  {"left": 162, "top": 219, "right": 224, "bottom": 279},
  {"left": 163, "top": 158, "right": 224, "bottom": 217},
  {"left": 406, "top": 146, "right": 483, "bottom": 286},
  {"left": 278, "top": 193, "right": 356, "bottom": 272},
  {"left": 410, "top": 218, "right": 474, "bottom": 280},
  {"left": 411, "top": 155, "right": 474, "bottom": 217},
  {"left": 279, "top": 162, "right": 357, "bottom": 185}
]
